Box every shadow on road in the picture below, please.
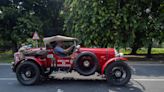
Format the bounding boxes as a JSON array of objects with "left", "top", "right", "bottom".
[{"left": 34, "top": 78, "right": 144, "bottom": 92}]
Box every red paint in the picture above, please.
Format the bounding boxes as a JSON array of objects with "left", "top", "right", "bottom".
[
  {"left": 79, "top": 48, "right": 115, "bottom": 68},
  {"left": 13, "top": 47, "right": 128, "bottom": 75},
  {"left": 101, "top": 57, "right": 128, "bottom": 74},
  {"left": 25, "top": 56, "right": 45, "bottom": 67}
]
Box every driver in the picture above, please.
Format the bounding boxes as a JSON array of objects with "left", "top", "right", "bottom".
[{"left": 54, "top": 41, "right": 74, "bottom": 57}]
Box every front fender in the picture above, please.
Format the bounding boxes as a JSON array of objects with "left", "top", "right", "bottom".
[
  {"left": 101, "top": 57, "right": 128, "bottom": 74},
  {"left": 25, "top": 56, "right": 43, "bottom": 66}
]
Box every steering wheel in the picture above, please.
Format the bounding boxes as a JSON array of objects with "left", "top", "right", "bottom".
[{"left": 67, "top": 45, "right": 76, "bottom": 55}]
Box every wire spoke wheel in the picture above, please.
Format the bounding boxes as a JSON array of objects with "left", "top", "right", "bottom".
[
  {"left": 105, "top": 62, "right": 131, "bottom": 86},
  {"left": 111, "top": 67, "right": 127, "bottom": 82},
  {"left": 75, "top": 52, "right": 98, "bottom": 76},
  {"left": 16, "top": 62, "right": 40, "bottom": 85},
  {"left": 78, "top": 56, "right": 95, "bottom": 72},
  {"left": 19, "top": 66, "right": 36, "bottom": 80}
]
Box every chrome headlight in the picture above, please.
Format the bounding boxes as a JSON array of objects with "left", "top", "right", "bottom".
[
  {"left": 114, "top": 48, "right": 124, "bottom": 57},
  {"left": 114, "top": 48, "right": 119, "bottom": 57},
  {"left": 118, "top": 53, "right": 124, "bottom": 57}
]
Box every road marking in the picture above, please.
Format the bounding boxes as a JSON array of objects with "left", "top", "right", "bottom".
[
  {"left": 0, "top": 78, "right": 17, "bottom": 80},
  {"left": 57, "top": 89, "right": 64, "bottom": 92},
  {"left": 1, "top": 78, "right": 164, "bottom": 82},
  {"left": 0, "top": 63, "right": 11, "bottom": 65},
  {"left": 133, "top": 78, "right": 164, "bottom": 81}
]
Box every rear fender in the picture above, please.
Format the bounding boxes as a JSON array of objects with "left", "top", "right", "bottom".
[
  {"left": 101, "top": 57, "right": 128, "bottom": 75},
  {"left": 13, "top": 56, "right": 43, "bottom": 72},
  {"left": 24, "top": 56, "right": 43, "bottom": 66}
]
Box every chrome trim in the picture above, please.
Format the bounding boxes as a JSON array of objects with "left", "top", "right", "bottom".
[{"left": 116, "top": 53, "right": 124, "bottom": 57}]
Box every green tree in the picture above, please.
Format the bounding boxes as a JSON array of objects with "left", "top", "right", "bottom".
[
  {"left": 62, "top": 0, "right": 164, "bottom": 56},
  {"left": 0, "top": 0, "right": 64, "bottom": 52},
  {"left": 0, "top": 1, "right": 43, "bottom": 52}
]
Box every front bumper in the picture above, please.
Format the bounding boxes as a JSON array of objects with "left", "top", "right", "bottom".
[{"left": 11, "top": 62, "right": 16, "bottom": 72}]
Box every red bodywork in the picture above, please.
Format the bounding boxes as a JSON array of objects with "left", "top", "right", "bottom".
[{"left": 13, "top": 47, "right": 128, "bottom": 75}]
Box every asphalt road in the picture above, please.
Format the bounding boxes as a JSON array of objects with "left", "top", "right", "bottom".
[{"left": 0, "top": 63, "right": 164, "bottom": 92}]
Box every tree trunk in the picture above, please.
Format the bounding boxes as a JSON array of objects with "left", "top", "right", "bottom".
[
  {"left": 131, "top": 42, "right": 140, "bottom": 55},
  {"left": 130, "top": 46, "right": 138, "bottom": 55},
  {"left": 12, "top": 42, "right": 18, "bottom": 53},
  {"left": 130, "top": 31, "right": 143, "bottom": 55},
  {"left": 147, "top": 42, "right": 152, "bottom": 58}
]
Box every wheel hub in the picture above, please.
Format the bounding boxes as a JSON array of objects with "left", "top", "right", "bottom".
[
  {"left": 25, "top": 71, "right": 32, "bottom": 77},
  {"left": 114, "top": 70, "right": 122, "bottom": 78},
  {"left": 83, "top": 60, "right": 90, "bottom": 67}
]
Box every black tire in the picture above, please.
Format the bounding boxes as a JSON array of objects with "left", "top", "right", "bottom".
[
  {"left": 74, "top": 52, "right": 98, "bottom": 76},
  {"left": 105, "top": 61, "right": 131, "bottom": 86},
  {"left": 16, "top": 61, "right": 41, "bottom": 86}
]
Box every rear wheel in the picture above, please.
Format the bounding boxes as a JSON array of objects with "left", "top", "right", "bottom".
[
  {"left": 16, "top": 61, "right": 41, "bottom": 85},
  {"left": 105, "top": 61, "right": 131, "bottom": 86}
]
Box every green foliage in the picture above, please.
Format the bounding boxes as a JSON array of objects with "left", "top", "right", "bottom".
[
  {"left": 62, "top": 0, "right": 164, "bottom": 48},
  {"left": 0, "top": 1, "right": 43, "bottom": 50},
  {"left": 0, "top": 0, "right": 64, "bottom": 52},
  {"left": 25, "top": 38, "right": 44, "bottom": 47},
  {"left": 0, "top": 50, "right": 13, "bottom": 63}
]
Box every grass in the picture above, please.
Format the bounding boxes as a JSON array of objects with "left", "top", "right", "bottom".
[
  {"left": 121, "top": 48, "right": 164, "bottom": 55},
  {"left": 0, "top": 50, "right": 13, "bottom": 63},
  {"left": 121, "top": 48, "right": 164, "bottom": 62}
]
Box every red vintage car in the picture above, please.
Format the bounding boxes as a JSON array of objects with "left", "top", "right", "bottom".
[{"left": 11, "top": 35, "right": 131, "bottom": 86}]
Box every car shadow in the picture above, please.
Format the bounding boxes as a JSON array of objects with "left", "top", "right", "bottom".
[{"left": 37, "top": 77, "right": 144, "bottom": 92}]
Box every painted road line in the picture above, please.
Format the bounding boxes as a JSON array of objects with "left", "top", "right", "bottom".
[
  {"left": 1, "top": 78, "right": 164, "bottom": 81},
  {"left": 133, "top": 78, "right": 164, "bottom": 81},
  {"left": 0, "top": 63, "right": 11, "bottom": 65},
  {"left": 0, "top": 78, "right": 17, "bottom": 80},
  {"left": 57, "top": 89, "right": 64, "bottom": 92}
]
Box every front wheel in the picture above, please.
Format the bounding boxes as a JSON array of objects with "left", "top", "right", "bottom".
[
  {"left": 105, "top": 61, "right": 131, "bottom": 86},
  {"left": 16, "top": 61, "right": 41, "bottom": 85}
]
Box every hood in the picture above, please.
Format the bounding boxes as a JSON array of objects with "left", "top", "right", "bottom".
[
  {"left": 79, "top": 48, "right": 108, "bottom": 54},
  {"left": 79, "top": 48, "right": 115, "bottom": 59}
]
